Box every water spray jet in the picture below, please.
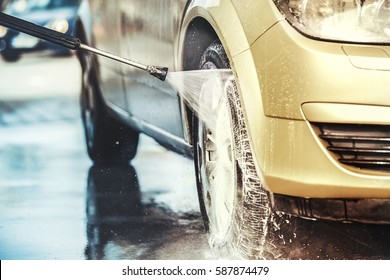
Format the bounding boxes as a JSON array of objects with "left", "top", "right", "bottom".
[{"left": 166, "top": 69, "right": 234, "bottom": 132}]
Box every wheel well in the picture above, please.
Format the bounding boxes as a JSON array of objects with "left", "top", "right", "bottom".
[
  {"left": 182, "top": 17, "right": 218, "bottom": 143},
  {"left": 183, "top": 17, "right": 218, "bottom": 70}
]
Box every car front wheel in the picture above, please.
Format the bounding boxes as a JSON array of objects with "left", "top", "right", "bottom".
[{"left": 194, "top": 41, "right": 272, "bottom": 259}]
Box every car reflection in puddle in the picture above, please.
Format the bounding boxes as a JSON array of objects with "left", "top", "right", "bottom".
[{"left": 85, "top": 164, "right": 214, "bottom": 260}]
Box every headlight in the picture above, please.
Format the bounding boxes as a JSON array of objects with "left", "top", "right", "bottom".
[
  {"left": 0, "top": 25, "right": 8, "bottom": 38},
  {"left": 45, "top": 19, "right": 69, "bottom": 34},
  {"left": 273, "top": 0, "right": 390, "bottom": 44}
]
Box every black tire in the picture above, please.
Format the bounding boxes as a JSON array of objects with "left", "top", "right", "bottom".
[
  {"left": 78, "top": 43, "right": 139, "bottom": 163},
  {"left": 193, "top": 40, "right": 272, "bottom": 259}
]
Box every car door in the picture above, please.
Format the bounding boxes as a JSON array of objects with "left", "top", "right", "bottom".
[
  {"left": 89, "top": 0, "right": 127, "bottom": 111},
  {"left": 119, "top": 0, "right": 187, "bottom": 139}
]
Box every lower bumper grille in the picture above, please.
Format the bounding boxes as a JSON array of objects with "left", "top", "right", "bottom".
[
  {"left": 313, "top": 123, "right": 390, "bottom": 172},
  {"left": 274, "top": 194, "right": 390, "bottom": 224}
]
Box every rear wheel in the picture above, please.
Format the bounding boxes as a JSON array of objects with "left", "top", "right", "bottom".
[
  {"left": 194, "top": 41, "right": 272, "bottom": 259},
  {"left": 78, "top": 44, "right": 139, "bottom": 163}
]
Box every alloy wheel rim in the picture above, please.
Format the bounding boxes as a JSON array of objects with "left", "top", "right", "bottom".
[{"left": 198, "top": 64, "right": 236, "bottom": 239}]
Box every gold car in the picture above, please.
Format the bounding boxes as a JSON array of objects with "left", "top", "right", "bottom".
[{"left": 77, "top": 0, "right": 390, "bottom": 258}]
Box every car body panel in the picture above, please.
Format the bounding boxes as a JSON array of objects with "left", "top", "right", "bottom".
[
  {"left": 119, "top": 0, "right": 186, "bottom": 138},
  {"left": 254, "top": 20, "right": 390, "bottom": 120},
  {"left": 88, "top": 0, "right": 127, "bottom": 110},
  {"left": 230, "top": 0, "right": 284, "bottom": 49}
]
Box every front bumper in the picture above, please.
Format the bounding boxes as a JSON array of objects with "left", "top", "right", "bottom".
[
  {"left": 261, "top": 115, "right": 390, "bottom": 199},
  {"left": 232, "top": 17, "right": 390, "bottom": 203}
]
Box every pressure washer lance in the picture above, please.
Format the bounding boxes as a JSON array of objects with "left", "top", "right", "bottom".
[{"left": 0, "top": 12, "right": 168, "bottom": 81}]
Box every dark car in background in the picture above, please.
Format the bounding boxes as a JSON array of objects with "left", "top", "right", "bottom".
[{"left": 0, "top": 0, "right": 80, "bottom": 62}]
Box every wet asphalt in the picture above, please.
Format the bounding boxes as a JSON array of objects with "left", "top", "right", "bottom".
[
  {"left": 1, "top": 56, "right": 390, "bottom": 260},
  {"left": 0, "top": 96, "right": 214, "bottom": 260}
]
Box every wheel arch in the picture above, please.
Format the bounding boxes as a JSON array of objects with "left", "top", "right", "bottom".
[
  {"left": 178, "top": 1, "right": 248, "bottom": 144},
  {"left": 179, "top": 17, "right": 218, "bottom": 142}
]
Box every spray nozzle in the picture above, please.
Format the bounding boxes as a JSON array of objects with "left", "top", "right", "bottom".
[{"left": 147, "top": 66, "right": 169, "bottom": 81}]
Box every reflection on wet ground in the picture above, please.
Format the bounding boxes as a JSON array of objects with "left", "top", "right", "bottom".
[
  {"left": 1, "top": 97, "right": 390, "bottom": 260},
  {"left": 85, "top": 164, "right": 213, "bottom": 260}
]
